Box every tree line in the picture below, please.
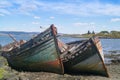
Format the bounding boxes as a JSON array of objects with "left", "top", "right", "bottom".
[{"left": 83, "top": 30, "right": 120, "bottom": 38}]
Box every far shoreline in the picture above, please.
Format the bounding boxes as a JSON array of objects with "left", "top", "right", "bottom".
[{"left": 60, "top": 35, "right": 120, "bottom": 39}]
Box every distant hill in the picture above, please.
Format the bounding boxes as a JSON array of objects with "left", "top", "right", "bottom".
[
  {"left": 0, "top": 31, "right": 65, "bottom": 37},
  {"left": 1, "top": 31, "right": 120, "bottom": 39},
  {"left": 0, "top": 31, "right": 39, "bottom": 36}
]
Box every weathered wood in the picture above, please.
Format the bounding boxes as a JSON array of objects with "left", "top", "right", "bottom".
[
  {"left": 8, "top": 34, "right": 18, "bottom": 44},
  {"left": 2, "top": 24, "right": 64, "bottom": 74},
  {"left": 62, "top": 37, "right": 109, "bottom": 77}
]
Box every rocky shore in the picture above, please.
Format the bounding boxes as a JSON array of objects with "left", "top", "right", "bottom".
[{"left": 0, "top": 52, "right": 120, "bottom": 80}]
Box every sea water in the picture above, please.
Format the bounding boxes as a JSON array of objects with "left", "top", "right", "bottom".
[
  {"left": 1, "top": 35, "right": 120, "bottom": 53},
  {"left": 1, "top": 35, "right": 120, "bottom": 64}
]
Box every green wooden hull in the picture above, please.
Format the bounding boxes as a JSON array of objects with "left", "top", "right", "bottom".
[
  {"left": 63, "top": 37, "right": 109, "bottom": 77},
  {"left": 3, "top": 25, "right": 64, "bottom": 74}
]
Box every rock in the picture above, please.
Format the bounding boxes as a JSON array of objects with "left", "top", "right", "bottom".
[
  {"left": 19, "top": 76, "right": 29, "bottom": 80},
  {"left": 111, "top": 59, "right": 120, "bottom": 64},
  {"left": 4, "top": 76, "right": 19, "bottom": 80}
]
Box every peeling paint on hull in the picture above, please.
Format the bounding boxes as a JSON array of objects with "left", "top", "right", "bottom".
[
  {"left": 64, "top": 37, "right": 109, "bottom": 77},
  {"left": 3, "top": 25, "right": 64, "bottom": 74}
]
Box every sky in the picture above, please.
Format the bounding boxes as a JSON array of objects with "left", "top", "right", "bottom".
[{"left": 0, "top": 0, "right": 120, "bottom": 34}]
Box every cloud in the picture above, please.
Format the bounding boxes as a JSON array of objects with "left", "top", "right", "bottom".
[
  {"left": 0, "top": 0, "right": 38, "bottom": 15},
  {"left": 34, "top": 16, "right": 40, "bottom": 19},
  {"left": 0, "top": 13, "right": 5, "bottom": 16},
  {"left": 111, "top": 18, "right": 120, "bottom": 22},
  {"left": 49, "top": 16, "right": 55, "bottom": 19},
  {"left": 32, "top": 21, "right": 40, "bottom": 24},
  {"left": 1, "top": 0, "right": 120, "bottom": 16},
  {"left": 0, "top": 0, "right": 12, "bottom": 15},
  {"left": 0, "top": 0, "right": 13, "bottom": 8},
  {"left": 0, "top": 9, "right": 11, "bottom": 15},
  {"left": 73, "top": 22, "right": 95, "bottom": 27},
  {"left": 33, "top": 1, "right": 120, "bottom": 16}
]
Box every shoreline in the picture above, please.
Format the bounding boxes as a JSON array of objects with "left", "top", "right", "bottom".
[{"left": 60, "top": 35, "right": 120, "bottom": 39}]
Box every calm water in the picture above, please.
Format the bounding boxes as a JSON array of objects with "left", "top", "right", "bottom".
[
  {"left": 1, "top": 35, "right": 120, "bottom": 54},
  {"left": 0, "top": 35, "right": 31, "bottom": 46},
  {"left": 59, "top": 37, "right": 120, "bottom": 53}
]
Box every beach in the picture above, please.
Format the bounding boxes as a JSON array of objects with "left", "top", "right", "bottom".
[
  {"left": 0, "top": 52, "right": 120, "bottom": 80},
  {"left": 0, "top": 36, "right": 120, "bottom": 80}
]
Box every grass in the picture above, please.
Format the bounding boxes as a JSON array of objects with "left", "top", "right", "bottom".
[
  {"left": 0, "top": 68, "right": 6, "bottom": 79},
  {"left": 0, "top": 56, "right": 8, "bottom": 79},
  {"left": 61, "top": 31, "right": 120, "bottom": 38}
]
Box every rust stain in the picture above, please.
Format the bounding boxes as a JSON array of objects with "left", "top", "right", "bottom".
[
  {"left": 93, "top": 37, "right": 110, "bottom": 77},
  {"left": 45, "top": 59, "right": 61, "bottom": 68},
  {"left": 51, "top": 24, "right": 57, "bottom": 36},
  {"left": 93, "top": 37, "right": 103, "bottom": 53}
]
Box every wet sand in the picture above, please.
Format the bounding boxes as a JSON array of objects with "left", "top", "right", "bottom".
[{"left": 0, "top": 53, "right": 120, "bottom": 80}]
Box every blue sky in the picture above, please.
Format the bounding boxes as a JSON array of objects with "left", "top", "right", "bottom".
[{"left": 0, "top": 0, "right": 120, "bottom": 34}]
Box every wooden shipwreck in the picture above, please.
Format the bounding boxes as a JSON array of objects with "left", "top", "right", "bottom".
[
  {"left": 1, "top": 24, "right": 109, "bottom": 77},
  {"left": 61, "top": 37, "right": 109, "bottom": 77},
  {"left": 2, "top": 24, "right": 64, "bottom": 74}
]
